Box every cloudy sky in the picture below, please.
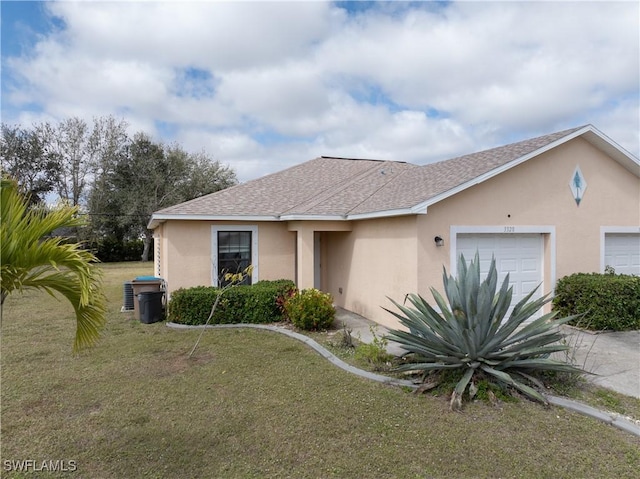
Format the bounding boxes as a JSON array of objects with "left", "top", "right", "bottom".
[{"left": 2, "top": 1, "right": 638, "bottom": 181}]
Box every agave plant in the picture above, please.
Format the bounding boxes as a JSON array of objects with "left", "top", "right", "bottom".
[{"left": 385, "top": 253, "right": 583, "bottom": 409}]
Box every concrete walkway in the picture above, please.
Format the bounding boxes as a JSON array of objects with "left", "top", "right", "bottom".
[
  {"left": 334, "top": 308, "right": 640, "bottom": 399},
  {"left": 560, "top": 327, "right": 640, "bottom": 398}
]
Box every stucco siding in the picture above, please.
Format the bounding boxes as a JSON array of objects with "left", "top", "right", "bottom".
[
  {"left": 416, "top": 137, "right": 640, "bottom": 301},
  {"left": 159, "top": 220, "right": 296, "bottom": 295},
  {"left": 162, "top": 220, "right": 213, "bottom": 292},
  {"left": 324, "top": 215, "right": 419, "bottom": 328},
  {"left": 153, "top": 134, "right": 638, "bottom": 330},
  {"left": 256, "top": 223, "right": 297, "bottom": 282}
]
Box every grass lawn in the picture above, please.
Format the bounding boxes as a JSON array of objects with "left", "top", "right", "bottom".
[{"left": 1, "top": 262, "right": 639, "bottom": 478}]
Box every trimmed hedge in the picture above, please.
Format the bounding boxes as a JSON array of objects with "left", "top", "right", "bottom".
[
  {"left": 552, "top": 273, "right": 640, "bottom": 331},
  {"left": 168, "top": 279, "right": 296, "bottom": 325}
]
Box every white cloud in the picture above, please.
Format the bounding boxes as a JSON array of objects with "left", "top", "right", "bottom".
[
  {"left": 47, "top": 1, "right": 336, "bottom": 70},
  {"left": 2, "top": 0, "right": 638, "bottom": 183},
  {"left": 319, "top": 1, "right": 639, "bottom": 134}
]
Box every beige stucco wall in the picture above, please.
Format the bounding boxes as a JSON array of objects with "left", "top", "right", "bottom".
[
  {"left": 257, "top": 223, "right": 297, "bottom": 282},
  {"left": 156, "top": 220, "right": 296, "bottom": 295},
  {"left": 287, "top": 220, "right": 353, "bottom": 289},
  {"left": 417, "top": 137, "right": 640, "bottom": 302},
  {"left": 323, "top": 215, "right": 419, "bottom": 328},
  {"left": 155, "top": 137, "right": 638, "bottom": 329}
]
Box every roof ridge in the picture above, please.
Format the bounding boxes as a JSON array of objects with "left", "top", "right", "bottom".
[
  {"left": 320, "top": 155, "right": 407, "bottom": 163},
  {"left": 280, "top": 158, "right": 394, "bottom": 216},
  {"left": 344, "top": 163, "right": 417, "bottom": 216}
]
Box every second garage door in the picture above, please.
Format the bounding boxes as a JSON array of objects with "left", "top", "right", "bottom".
[
  {"left": 456, "top": 233, "right": 544, "bottom": 318},
  {"left": 604, "top": 233, "right": 640, "bottom": 276}
]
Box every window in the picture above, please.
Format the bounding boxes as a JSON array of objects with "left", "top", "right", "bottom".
[
  {"left": 212, "top": 225, "right": 259, "bottom": 287},
  {"left": 218, "top": 231, "right": 252, "bottom": 286}
]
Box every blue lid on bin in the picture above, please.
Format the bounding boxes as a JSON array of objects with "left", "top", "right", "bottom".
[{"left": 134, "top": 276, "right": 163, "bottom": 281}]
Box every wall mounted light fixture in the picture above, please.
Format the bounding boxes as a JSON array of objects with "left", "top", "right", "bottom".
[{"left": 434, "top": 236, "right": 444, "bottom": 247}]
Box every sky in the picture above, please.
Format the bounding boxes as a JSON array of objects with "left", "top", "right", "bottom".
[{"left": 1, "top": 0, "right": 639, "bottom": 182}]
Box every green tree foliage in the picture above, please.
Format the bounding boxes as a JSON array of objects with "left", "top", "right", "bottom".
[
  {"left": 0, "top": 178, "right": 107, "bottom": 352},
  {"left": 89, "top": 133, "right": 237, "bottom": 261},
  {"left": 85, "top": 116, "right": 131, "bottom": 240},
  {"left": 386, "top": 254, "right": 582, "bottom": 409},
  {"left": 0, "top": 123, "right": 60, "bottom": 206},
  {"left": 3, "top": 117, "right": 237, "bottom": 261}
]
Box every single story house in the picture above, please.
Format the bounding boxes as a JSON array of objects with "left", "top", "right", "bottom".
[{"left": 149, "top": 125, "right": 640, "bottom": 328}]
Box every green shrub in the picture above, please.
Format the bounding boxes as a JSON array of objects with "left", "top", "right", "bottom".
[
  {"left": 168, "top": 280, "right": 295, "bottom": 325},
  {"left": 284, "top": 288, "right": 335, "bottom": 331},
  {"left": 90, "top": 236, "right": 148, "bottom": 262},
  {"left": 552, "top": 273, "right": 640, "bottom": 331},
  {"left": 354, "top": 326, "right": 394, "bottom": 371},
  {"left": 386, "top": 253, "right": 582, "bottom": 410}
]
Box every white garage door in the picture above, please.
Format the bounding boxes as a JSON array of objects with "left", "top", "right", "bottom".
[
  {"left": 456, "top": 234, "right": 544, "bottom": 318},
  {"left": 604, "top": 233, "right": 640, "bottom": 276}
]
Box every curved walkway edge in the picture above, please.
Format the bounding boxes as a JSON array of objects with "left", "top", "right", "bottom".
[{"left": 166, "top": 322, "right": 640, "bottom": 437}]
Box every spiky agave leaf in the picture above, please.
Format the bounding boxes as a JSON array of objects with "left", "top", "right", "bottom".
[{"left": 386, "top": 252, "right": 584, "bottom": 408}]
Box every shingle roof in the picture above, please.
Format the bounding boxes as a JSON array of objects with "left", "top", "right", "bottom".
[
  {"left": 151, "top": 124, "right": 636, "bottom": 225},
  {"left": 154, "top": 156, "right": 417, "bottom": 217},
  {"left": 350, "top": 125, "right": 586, "bottom": 215}
]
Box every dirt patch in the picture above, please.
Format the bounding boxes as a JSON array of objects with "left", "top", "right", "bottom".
[{"left": 148, "top": 351, "right": 216, "bottom": 378}]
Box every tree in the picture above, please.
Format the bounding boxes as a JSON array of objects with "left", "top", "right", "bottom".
[
  {"left": 47, "top": 116, "right": 129, "bottom": 209},
  {"left": 181, "top": 150, "right": 238, "bottom": 199},
  {"left": 86, "top": 117, "right": 130, "bottom": 241},
  {"left": 0, "top": 123, "right": 60, "bottom": 206},
  {"left": 45, "top": 117, "right": 95, "bottom": 207},
  {"left": 1, "top": 177, "right": 107, "bottom": 352},
  {"left": 89, "top": 133, "right": 238, "bottom": 261},
  {"left": 113, "top": 132, "right": 177, "bottom": 261}
]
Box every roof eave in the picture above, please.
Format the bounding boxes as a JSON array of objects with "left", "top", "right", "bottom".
[
  {"left": 580, "top": 128, "right": 640, "bottom": 176},
  {"left": 279, "top": 214, "right": 346, "bottom": 221},
  {"left": 346, "top": 207, "right": 427, "bottom": 221},
  {"left": 148, "top": 208, "right": 429, "bottom": 228},
  {"left": 148, "top": 213, "right": 281, "bottom": 229}
]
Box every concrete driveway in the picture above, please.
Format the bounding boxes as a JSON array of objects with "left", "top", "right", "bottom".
[{"left": 562, "top": 327, "right": 640, "bottom": 398}]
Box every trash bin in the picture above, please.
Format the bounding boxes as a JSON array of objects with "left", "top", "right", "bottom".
[
  {"left": 131, "top": 277, "right": 164, "bottom": 320},
  {"left": 138, "top": 291, "right": 165, "bottom": 324}
]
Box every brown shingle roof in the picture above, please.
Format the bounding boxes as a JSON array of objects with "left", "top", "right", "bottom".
[
  {"left": 350, "top": 125, "right": 586, "bottom": 215},
  {"left": 152, "top": 125, "right": 610, "bottom": 222},
  {"left": 154, "top": 156, "right": 416, "bottom": 217}
]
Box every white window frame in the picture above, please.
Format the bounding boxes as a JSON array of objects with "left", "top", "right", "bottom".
[
  {"left": 600, "top": 226, "right": 640, "bottom": 273},
  {"left": 211, "top": 225, "right": 259, "bottom": 287}
]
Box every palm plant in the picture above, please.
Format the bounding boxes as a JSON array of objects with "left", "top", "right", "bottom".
[
  {"left": 385, "top": 253, "right": 583, "bottom": 409},
  {"left": 1, "top": 178, "right": 106, "bottom": 352}
]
